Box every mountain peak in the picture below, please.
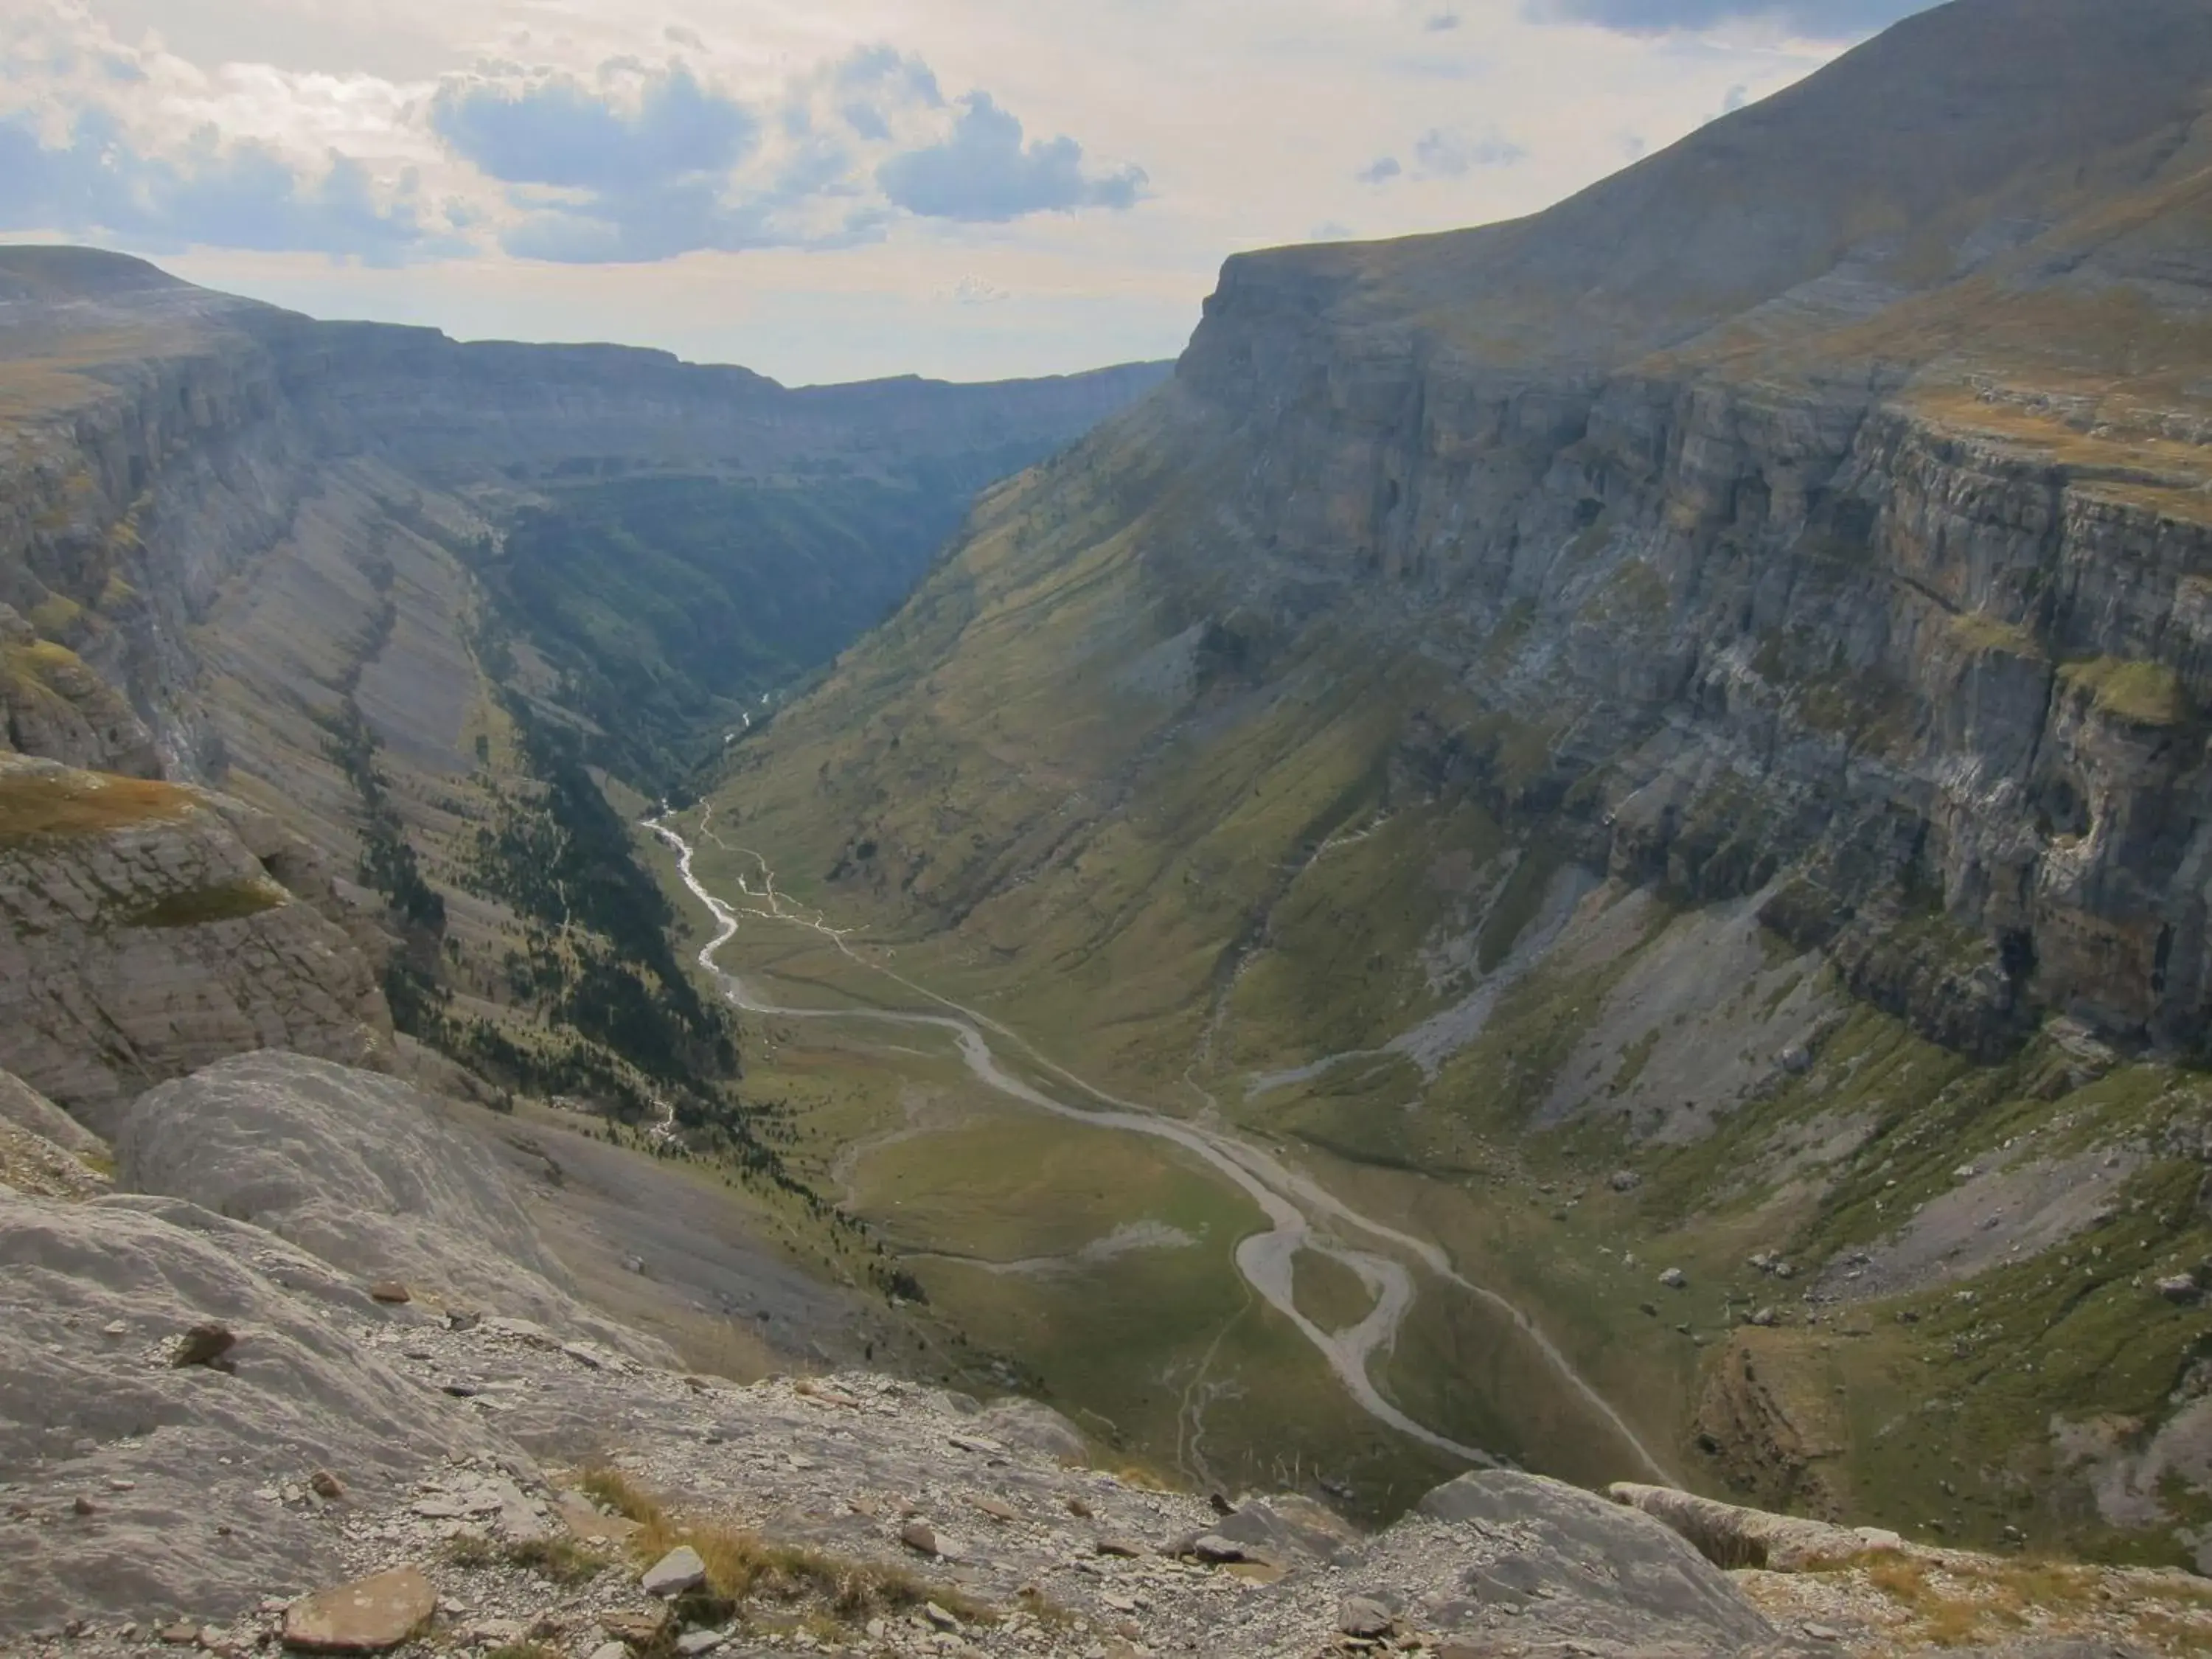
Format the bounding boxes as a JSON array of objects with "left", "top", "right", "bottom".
[
  {"left": 0, "top": 244, "right": 188, "bottom": 302},
  {"left": 1192, "top": 0, "right": 2212, "bottom": 382}
]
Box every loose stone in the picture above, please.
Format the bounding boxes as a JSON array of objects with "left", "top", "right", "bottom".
[
  {"left": 641, "top": 1544, "right": 708, "bottom": 1597},
  {"left": 279, "top": 1565, "right": 435, "bottom": 1653}
]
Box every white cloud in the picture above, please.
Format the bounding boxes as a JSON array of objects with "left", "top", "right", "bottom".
[
  {"left": 1526, "top": 0, "right": 1935, "bottom": 33},
  {"left": 15, "top": 0, "right": 1875, "bottom": 377},
  {"left": 946, "top": 275, "right": 1012, "bottom": 305}
]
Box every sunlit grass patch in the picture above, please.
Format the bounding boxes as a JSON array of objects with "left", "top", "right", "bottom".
[{"left": 0, "top": 768, "right": 198, "bottom": 844}]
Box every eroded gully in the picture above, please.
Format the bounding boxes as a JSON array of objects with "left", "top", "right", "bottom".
[{"left": 651, "top": 814, "right": 1671, "bottom": 1482}]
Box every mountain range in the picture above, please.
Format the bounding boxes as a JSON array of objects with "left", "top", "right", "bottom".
[{"left": 4, "top": 0, "right": 2212, "bottom": 1644}]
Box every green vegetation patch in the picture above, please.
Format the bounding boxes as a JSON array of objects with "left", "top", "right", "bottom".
[
  {"left": 1832, "top": 1158, "right": 2212, "bottom": 1562},
  {"left": 1948, "top": 611, "right": 2047, "bottom": 660},
  {"left": 2061, "top": 655, "right": 2190, "bottom": 727},
  {"left": 1290, "top": 1247, "right": 1377, "bottom": 1332},
  {"left": 1478, "top": 844, "right": 1565, "bottom": 973},
  {"left": 1232, "top": 801, "right": 1503, "bottom": 1071},
  {"left": 122, "top": 877, "right": 286, "bottom": 929},
  {"left": 849, "top": 1109, "right": 1240, "bottom": 1264}
]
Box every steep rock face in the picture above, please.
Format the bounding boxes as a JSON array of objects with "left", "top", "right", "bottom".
[
  {"left": 0, "top": 607, "right": 160, "bottom": 776},
  {"left": 0, "top": 757, "right": 392, "bottom": 1134},
  {"left": 0, "top": 287, "right": 307, "bottom": 773},
  {"left": 1119, "top": 0, "right": 2212, "bottom": 1060}
]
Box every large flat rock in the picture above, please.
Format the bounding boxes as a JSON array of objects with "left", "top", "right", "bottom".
[
  {"left": 280, "top": 1565, "right": 434, "bottom": 1653},
  {"left": 118, "top": 1051, "right": 659, "bottom": 1358},
  {"left": 0, "top": 1186, "right": 498, "bottom": 1632}
]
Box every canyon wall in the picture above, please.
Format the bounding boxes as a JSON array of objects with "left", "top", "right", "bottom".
[{"left": 1164, "top": 271, "right": 2212, "bottom": 1057}]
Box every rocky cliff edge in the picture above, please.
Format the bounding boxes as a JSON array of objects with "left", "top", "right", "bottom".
[{"left": 0, "top": 756, "right": 394, "bottom": 1135}]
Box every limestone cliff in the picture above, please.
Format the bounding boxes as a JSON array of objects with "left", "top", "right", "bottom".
[
  {"left": 1151, "top": 0, "right": 2212, "bottom": 1059},
  {"left": 0, "top": 245, "right": 1167, "bottom": 782}
]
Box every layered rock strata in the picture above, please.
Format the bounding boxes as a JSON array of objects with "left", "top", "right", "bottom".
[{"left": 0, "top": 757, "right": 392, "bottom": 1134}]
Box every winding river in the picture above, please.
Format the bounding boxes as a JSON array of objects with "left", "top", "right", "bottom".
[{"left": 651, "top": 813, "right": 1671, "bottom": 1482}]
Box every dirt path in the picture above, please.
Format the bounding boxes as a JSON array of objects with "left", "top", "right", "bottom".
[{"left": 653, "top": 813, "right": 1673, "bottom": 1481}]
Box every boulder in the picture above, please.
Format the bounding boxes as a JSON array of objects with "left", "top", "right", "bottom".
[
  {"left": 975, "top": 1396, "right": 1089, "bottom": 1465},
  {"left": 1413, "top": 1470, "right": 1779, "bottom": 1654},
  {"left": 279, "top": 1566, "right": 434, "bottom": 1652},
  {"left": 1338, "top": 1595, "right": 1395, "bottom": 1638},
  {"left": 1607, "top": 1482, "right": 1891, "bottom": 1571},
  {"left": 1208, "top": 1492, "right": 1362, "bottom": 1568},
  {"left": 170, "top": 1321, "right": 237, "bottom": 1369},
  {"left": 641, "top": 1545, "right": 708, "bottom": 1597}
]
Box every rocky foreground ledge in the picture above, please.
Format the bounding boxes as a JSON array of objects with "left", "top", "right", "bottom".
[{"left": 2, "top": 1050, "right": 2207, "bottom": 1659}]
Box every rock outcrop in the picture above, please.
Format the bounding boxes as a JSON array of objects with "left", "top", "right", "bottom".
[
  {"left": 0, "top": 1069, "right": 104, "bottom": 1158},
  {"left": 0, "top": 1187, "right": 504, "bottom": 1628},
  {"left": 1610, "top": 1481, "right": 1897, "bottom": 1571},
  {"left": 118, "top": 1051, "right": 653, "bottom": 1356},
  {"left": 0, "top": 1048, "right": 663, "bottom": 1633},
  {"left": 0, "top": 758, "right": 392, "bottom": 1135},
  {"left": 1411, "top": 1469, "right": 1784, "bottom": 1655},
  {"left": 0, "top": 608, "right": 160, "bottom": 779}
]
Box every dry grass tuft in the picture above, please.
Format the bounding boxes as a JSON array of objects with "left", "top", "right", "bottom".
[
  {"left": 1015, "top": 1585, "right": 1080, "bottom": 1628},
  {"left": 2061, "top": 656, "right": 2191, "bottom": 728},
  {"left": 445, "top": 1531, "right": 605, "bottom": 1587},
  {"left": 577, "top": 1465, "right": 988, "bottom": 1630},
  {"left": 1861, "top": 1554, "right": 2011, "bottom": 1646},
  {"left": 0, "top": 768, "right": 198, "bottom": 844},
  {"left": 577, "top": 1466, "right": 663, "bottom": 1526},
  {"left": 1846, "top": 1549, "right": 2212, "bottom": 1652},
  {"left": 503, "top": 1534, "right": 606, "bottom": 1586},
  {"left": 443, "top": 1534, "right": 498, "bottom": 1569}
]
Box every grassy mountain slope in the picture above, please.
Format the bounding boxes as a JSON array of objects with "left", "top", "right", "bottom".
[{"left": 692, "top": 0, "right": 2212, "bottom": 1562}]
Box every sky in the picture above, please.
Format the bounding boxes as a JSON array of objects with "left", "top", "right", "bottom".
[{"left": 0, "top": 0, "right": 1941, "bottom": 385}]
